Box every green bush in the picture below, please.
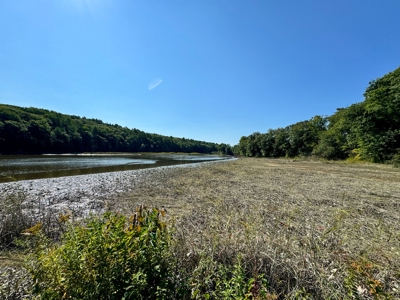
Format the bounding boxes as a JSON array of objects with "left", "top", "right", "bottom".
[
  {"left": 392, "top": 152, "right": 400, "bottom": 168},
  {"left": 27, "top": 206, "right": 176, "bottom": 300}
]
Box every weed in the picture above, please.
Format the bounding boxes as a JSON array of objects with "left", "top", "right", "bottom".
[
  {"left": 0, "top": 189, "right": 33, "bottom": 250},
  {"left": 190, "top": 254, "right": 275, "bottom": 300},
  {"left": 344, "top": 258, "right": 390, "bottom": 299},
  {"left": 26, "top": 206, "right": 176, "bottom": 300}
]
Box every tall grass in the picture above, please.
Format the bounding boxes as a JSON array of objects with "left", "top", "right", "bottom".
[
  {"left": 0, "top": 188, "right": 37, "bottom": 250},
  {"left": 18, "top": 198, "right": 400, "bottom": 299},
  {"left": 0, "top": 187, "right": 69, "bottom": 250}
]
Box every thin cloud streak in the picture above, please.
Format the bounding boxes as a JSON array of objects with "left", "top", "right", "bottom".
[
  {"left": 62, "top": 0, "right": 105, "bottom": 16},
  {"left": 148, "top": 78, "right": 163, "bottom": 90}
]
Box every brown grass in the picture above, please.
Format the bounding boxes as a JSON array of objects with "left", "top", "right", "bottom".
[
  {"left": 1, "top": 157, "right": 400, "bottom": 298},
  {"left": 112, "top": 158, "right": 400, "bottom": 298}
]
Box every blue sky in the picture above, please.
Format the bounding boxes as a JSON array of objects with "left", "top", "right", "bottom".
[{"left": 1, "top": 1, "right": 400, "bottom": 145}]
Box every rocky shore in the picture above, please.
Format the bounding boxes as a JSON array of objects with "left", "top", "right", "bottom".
[{"left": 0, "top": 160, "right": 231, "bottom": 219}]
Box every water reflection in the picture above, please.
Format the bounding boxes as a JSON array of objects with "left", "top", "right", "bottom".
[{"left": 0, "top": 153, "right": 229, "bottom": 183}]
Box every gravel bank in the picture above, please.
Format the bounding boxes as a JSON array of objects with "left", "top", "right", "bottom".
[{"left": 0, "top": 160, "right": 232, "bottom": 218}]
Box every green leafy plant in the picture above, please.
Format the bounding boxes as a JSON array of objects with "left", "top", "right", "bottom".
[
  {"left": 27, "top": 206, "right": 176, "bottom": 300},
  {"left": 392, "top": 152, "right": 400, "bottom": 168},
  {"left": 344, "top": 258, "right": 390, "bottom": 300},
  {"left": 190, "top": 255, "right": 274, "bottom": 300}
]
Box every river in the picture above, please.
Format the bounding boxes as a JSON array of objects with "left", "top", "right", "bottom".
[{"left": 0, "top": 153, "right": 230, "bottom": 183}]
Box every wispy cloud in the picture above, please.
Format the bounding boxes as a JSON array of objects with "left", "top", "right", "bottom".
[
  {"left": 62, "top": 0, "right": 104, "bottom": 16},
  {"left": 148, "top": 78, "right": 163, "bottom": 90}
]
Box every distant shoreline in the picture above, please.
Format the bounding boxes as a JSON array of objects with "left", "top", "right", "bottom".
[{"left": 8, "top": 152, "right": 229, "bottom": 156}]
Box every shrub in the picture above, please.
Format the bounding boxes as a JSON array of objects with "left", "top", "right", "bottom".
[
  {"left": 392, "top": 152, "right": 400, "bottom": 168},
  {"left": 27, "top": 206, "right": 176, "bottom": 300}
]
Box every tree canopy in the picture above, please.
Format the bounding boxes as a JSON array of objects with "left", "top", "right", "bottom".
[
  {"left": 235, "top": 66, "right": 400, "bottom": 164},
  {"left": 0, "top": 104, "right": 232, "bottom": 155}
]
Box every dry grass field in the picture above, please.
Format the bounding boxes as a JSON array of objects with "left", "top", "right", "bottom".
[
  {"left": 1, "top": 157, "right": 399, "bottom": 299},
  {"left": 112, "top": 157, "right": 400, "bottom": 298}
]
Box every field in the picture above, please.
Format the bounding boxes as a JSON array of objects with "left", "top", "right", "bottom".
[
  {"left": 1, "top": 157, "right": 400, "bottom": 299},
  {"left": 116, "top": 158, "right": 400, "bottom": 298}
]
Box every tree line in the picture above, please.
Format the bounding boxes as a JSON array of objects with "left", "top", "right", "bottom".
[
  {"left": 234, "top": 66, "right": 400, "bottom": 164},
  {"left": 0, "top": 104, "right": 233, "bottom": 155}
]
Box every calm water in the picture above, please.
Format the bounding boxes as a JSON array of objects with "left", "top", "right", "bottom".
[{"left": 0, "top": 153, "right": 230, "bottom": 183}]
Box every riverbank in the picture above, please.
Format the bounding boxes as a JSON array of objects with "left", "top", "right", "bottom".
[
  {"left": 0, "top": 159, "right": 233, "bottom": 218},
  {"left": 1, "top": 157, "right": 400, "bottom": 298}
]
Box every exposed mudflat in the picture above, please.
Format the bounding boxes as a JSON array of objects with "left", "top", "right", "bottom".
[{"left": 0, "top": 160, "right": 232, "bottom": 218}]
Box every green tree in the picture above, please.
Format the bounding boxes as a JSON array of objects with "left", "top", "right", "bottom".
[
  {"left": 0, "top": 104, "right": 219, "bottom": 154},
  {"left": 356, "top": 67, "right": 400, "bottom": 162}
]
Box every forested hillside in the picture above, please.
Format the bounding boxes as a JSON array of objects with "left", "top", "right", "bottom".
[
  {"left": 0, "top": 104, "right": 232, "bottom": 155},
  {"left": 235, "top": 66, "right": 400, "bottom": 164}
]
